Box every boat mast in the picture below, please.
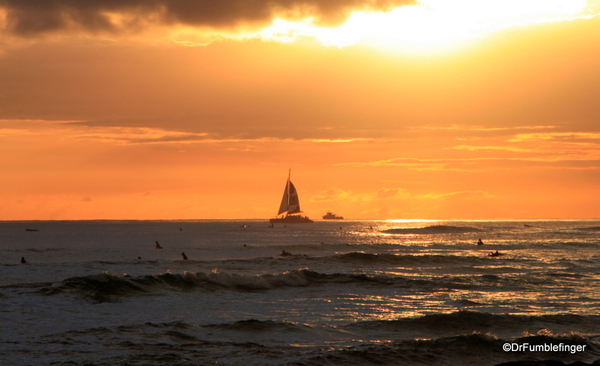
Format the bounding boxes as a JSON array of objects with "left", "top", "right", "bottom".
[{"left": 286, "top": 169, "right": 291, "bottom": 216}]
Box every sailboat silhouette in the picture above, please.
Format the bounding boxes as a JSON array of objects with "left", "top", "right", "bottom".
[{"left": 270, "top": 170, "right": 313, "bottom": 224}]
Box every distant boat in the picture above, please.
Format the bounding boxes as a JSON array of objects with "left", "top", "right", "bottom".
[
  {"left": 25, "top": 228, "right": 39, "bottom": 232},
  {"left": 270, "top": 170, "right": 313, "bottom": 224},
  {"left": 322, "top": 212, "right": 344, "bottom": 220}
]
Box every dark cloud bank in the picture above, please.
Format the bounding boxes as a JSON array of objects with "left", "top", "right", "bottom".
[{"left": 0, "top": 0, "right": 415, "bottom": 36}]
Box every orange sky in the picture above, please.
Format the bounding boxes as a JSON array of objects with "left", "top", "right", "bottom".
[{"left": 1, "top": 0, "right": 599, "bottom": 220}]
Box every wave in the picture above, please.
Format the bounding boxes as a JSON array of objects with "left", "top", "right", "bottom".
[
  {"left": 330, "top": 252, "right": 492, "bottom": 266},
  {"left": 35, "top": 266, "right": 570, "bottom": 303},
  {"left": 344, "top": 311, "right": 600, "bottom": 337},
  {"left": 25, "top": 247, "right": 66, "bottom": 252},
  {"left": 575, "top": 226, "right": 600, "bottom": 231},
  {"left": 15, "top": 316, "right": 600, "bottom": 365},
  {"left": 295, "top": 333, "right": 599, "bottom": 366},
  {"left": 198, "top": 312, "right": 600, "bottom": 338},
  {"left": 57, "top": 273, "right": 149, "bottom": 302},
  {"left": 249, "top": 242, "right": 404, "bottom": 253},
  {"left": 382, "top": 225, "right": 484, "bottom": 234},
  {"left": 40, "top": 269, "right": 502, "bottom": 302},
  {"left": 39, "top": 270, "right": 315, "bottom": 302},
  {"left": 205, "top": 319, "right": 311, "bottom": 333}
]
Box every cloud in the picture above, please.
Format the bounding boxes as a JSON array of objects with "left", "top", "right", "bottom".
[
  {"left": 419, "top": 190, "right": 493, "bottom": 200},
  {"left": 0, "top": 0, "right": 415, "bottom": 37},
  {"left": 310, "top": 187, "right": 410, "bottom": 202},
  {"left": 510, "top": 132, "right": 600, "bottom": 142},
  {"left": 416, "top": 125, "right": 557, "bottom": 132},
  {"left": 310, "top": 188, "right": 352, "bottom": 202},
  {"left": 75, "top": 126, "right": 211, "bottom": 145},
  {"left": 338, "top": 158, "right": 455, "bottom": 171},
  {"left": 0, "top": 119, "right": 385, "bottom": 149},
  {"left": 309, "top": 138, "right": 372, "bottom": 143},
  {"left": 452, "top": 145, "right": 533, "bottom": 152}
]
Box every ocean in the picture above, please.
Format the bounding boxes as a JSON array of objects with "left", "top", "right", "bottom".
[{"left": 1, "top": 219, "right": 599, "bottom": 365}]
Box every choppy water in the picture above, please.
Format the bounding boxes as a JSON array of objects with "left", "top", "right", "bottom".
[{"left": 1, "top": 219, "right": 600, "bottom": 365}]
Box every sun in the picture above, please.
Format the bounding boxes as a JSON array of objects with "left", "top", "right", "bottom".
[{"left": 254, "top": 0, "right": 591, "bottom": 53}]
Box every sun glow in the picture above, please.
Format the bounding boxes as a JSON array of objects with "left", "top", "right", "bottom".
[{"left": 254, "top": 0, "right": 591, "bottom": 52}]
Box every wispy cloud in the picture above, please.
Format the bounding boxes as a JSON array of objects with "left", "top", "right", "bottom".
[
  {"left": 337, "top": 157, "right": 472, "bottom": 170},
  {"left": 310, "top": 187, "right": 410, "bottom": 202},
  {"left": 76, "top": 127, "right": 210, "bottom": 145},
  {"left": 339, "top": 153, "right": 600, "bottom": 171},
  {"left": 0, "top": 119, "right": 380, "bottom": 146},
  {"left": 416, "top": 125, "right": 556, "bottom": 132},
  {"left": 510, "top": 132, "right": 600, "bottom": 142},
  {"left": 419, "top": 190, "right": 493, "bottom": 200},
  {"left": 311, "top": 186, "right": 493, "bottom": 203},
  {"left": 309, "top": 138, "right": 372, "bottom": 143},
  {"left": 452, "top": 145, "right": 533, "bottom": 152}
]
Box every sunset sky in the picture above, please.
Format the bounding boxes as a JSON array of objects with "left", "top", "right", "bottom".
[{"left": 1, "top": 0, "right": 600, "bottom": 220}]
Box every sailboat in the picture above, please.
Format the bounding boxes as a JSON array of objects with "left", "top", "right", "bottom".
[{"left": 270, "top": 170, "right": 313, "bottom": 224}]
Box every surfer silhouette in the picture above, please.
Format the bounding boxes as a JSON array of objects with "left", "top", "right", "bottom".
[
  {"left": 155, "top": 241, "right": 163, "bottom": 249},
  {"left": 21, "top": 257, "right": 28, "bottom": 264},
  {"left": 477, "top": 239, "right": 484, "bottom": 245},
  {"left": 280, "top": 250, "right": 306, "bottom": 257},
  {"left": 181, "top": 252, "right": 188, "bottom": 260}
]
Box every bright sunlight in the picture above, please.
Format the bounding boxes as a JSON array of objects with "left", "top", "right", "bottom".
[{"left": 255, "top": 0, "right": 591, "bottom": 52}]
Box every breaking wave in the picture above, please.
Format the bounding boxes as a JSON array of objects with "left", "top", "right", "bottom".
[{"left": 40, "top": 269, "right": 504, "bottom": 302}]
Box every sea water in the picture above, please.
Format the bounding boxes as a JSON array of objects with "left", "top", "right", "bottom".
[{"left": 1, "top": 220, "right": 599, "bottom": 365}]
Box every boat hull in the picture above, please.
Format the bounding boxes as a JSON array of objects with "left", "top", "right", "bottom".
[
  {"left": 322, "top": 212, "right": 344, "bottom": 220},
  {"left": 270, "top": 216, "right": 314, "bottom": 224}
]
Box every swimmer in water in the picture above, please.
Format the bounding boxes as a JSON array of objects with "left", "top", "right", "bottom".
[
  {"left": 21, "top": 257, "right": 28, "bottom": 264},
  {"left": 181, "top": 252, "right": 188, "bottom": 260},
  {"left": 280, "top": 250, "right": 292, "bottom": 257},
  {"left": 477, "top": 239, "right": 484, "bottom": 245},
  {"left": 156, "top": 241, "right": 163, "bottom": 249}
]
